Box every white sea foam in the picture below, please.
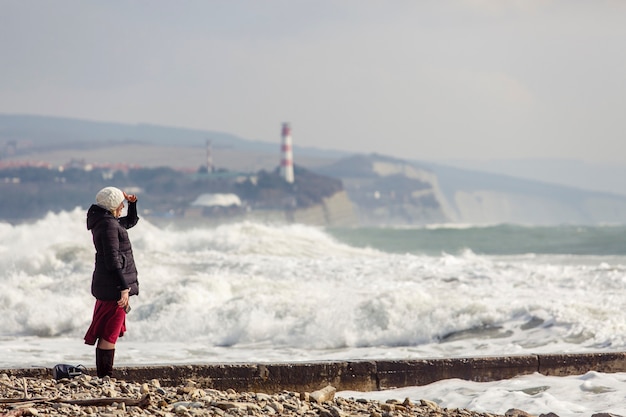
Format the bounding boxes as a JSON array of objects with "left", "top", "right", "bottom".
[
  {"left": 338, "top": 371, "right": 626, "bottom": 417},
  {"left": 2, "top": 209, "right": 626, "bottom": 415}
]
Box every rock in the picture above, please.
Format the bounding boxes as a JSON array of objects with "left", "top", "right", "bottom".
[
  {"left": 381, "top": 403, "right": 395, "bottom": 411},
  {"left": 172, "top": 401, "right": 203, "bottom": 409},
  {"left": 246, "top": 403, "right": 263, "bottom": 413},
  {"left": 283, "top": 400, "right": 300, "bottom": 411},
  {"left": 255, "top": 393, "right": 272, "bottom": 402},
  {"left": 329, "top": 405, "right": 345, "bottom": 417},
  {"left": 103, "top": 388, "right": 118, "bottom": 398},
  {"left": 506, "top": 409, "right": 536, "bottom": 417},
  {"left": 421, "top": 399, "right": 441, "bottom": 410},
  {"left": 309, "top": 385, "right": 337, "bottom": 403},
  {"left": 268, "top": 400, "right": 284, "bottom": 413},
  {"left": 263, "top": 405, "right": 276, "bottom": 415},
  {"left": 173, "top": 404, "right": 188, "bottom": 414},
  {"left": 212, "top": 401, "right": 239, "bottom": 410}
]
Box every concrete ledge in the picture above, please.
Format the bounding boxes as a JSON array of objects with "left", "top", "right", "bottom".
[
  {"left": 538, "top": 351, "right": 626, "bottom": 376},
  {"left": 115, "top": 361, "right": 379, "bottom": 392},
  {"left": 3, "top": 352, "right": 626, "bottom": 393},
  {"left": 376, "top": 355, "right": 538, "bottom": 389}
]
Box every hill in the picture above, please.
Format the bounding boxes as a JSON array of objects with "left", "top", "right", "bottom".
[
  {"left": 0, "top": 113, "right": 344, "bottom": 167},
  {"left": 2, "top": 113, "right": 626, "bottom": 226},
  {"left": 317, "top": 155, "right": 626, "bottom": 225}
]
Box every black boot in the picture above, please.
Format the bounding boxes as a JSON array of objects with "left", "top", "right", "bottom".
[{"left": 95, "top": 348, "right": 115, "bottom": 378}]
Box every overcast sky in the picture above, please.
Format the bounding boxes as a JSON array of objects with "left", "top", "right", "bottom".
[{"left": 2, "top": 1, "right": 626, "bottom": 164}]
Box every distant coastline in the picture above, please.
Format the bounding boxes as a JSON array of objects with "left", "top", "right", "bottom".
[{"left": 2, "top": 114, "right": 626, "bottom": 226}]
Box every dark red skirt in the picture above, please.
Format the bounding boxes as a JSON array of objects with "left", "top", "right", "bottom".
[{"left": 84, "top": 300, "right": 126, "bottom": 345}]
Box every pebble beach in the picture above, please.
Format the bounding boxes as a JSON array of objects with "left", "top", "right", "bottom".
[{"left": 0, "top": 372, "right": 522, "bottom": 417}]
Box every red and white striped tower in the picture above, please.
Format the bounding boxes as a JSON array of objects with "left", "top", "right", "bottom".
[
  {"left": 205, "top": 139, "right": 213, "bottom": 173},
  {"left": 280, "top": 122, "right": 294, "bottom": 183}
]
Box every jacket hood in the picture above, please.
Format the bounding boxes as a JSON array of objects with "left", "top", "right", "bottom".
[{"left": 87, "top": 204, "right": 112, "bottom": 230}]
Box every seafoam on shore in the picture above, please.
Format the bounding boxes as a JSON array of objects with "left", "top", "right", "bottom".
[{"left": 341, "top": 371, "right": 626, "bottom": 417}]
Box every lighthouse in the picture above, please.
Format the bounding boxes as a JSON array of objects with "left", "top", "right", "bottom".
[
  {"left": 205, "top": 139, "right": 213, "bottom": 173},
  {"left": 280, "top": 122, "right": 294, "bottom": 183}
]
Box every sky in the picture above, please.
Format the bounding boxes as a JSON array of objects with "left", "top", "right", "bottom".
[{"left": 2, "top": 1, "right": 626, "bottom": 165}]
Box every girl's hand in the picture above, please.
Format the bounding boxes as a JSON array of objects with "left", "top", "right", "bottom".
[
  {"left": 124, "top": 192, "right": 137, "bottom": 203},
  {"left": 118, "top": 289, "right": 130, "bottom": 309}
]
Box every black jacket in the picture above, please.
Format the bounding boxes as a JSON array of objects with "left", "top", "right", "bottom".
[{"left": 86, "top": 202, "right": 139, "bottom": 301}]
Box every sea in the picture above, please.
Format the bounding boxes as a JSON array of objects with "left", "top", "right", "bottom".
[{"left": 2, "top": 208, "right": 626, "bottom": 416}]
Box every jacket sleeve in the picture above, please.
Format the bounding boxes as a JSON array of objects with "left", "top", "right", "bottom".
[{"left": 118, "top": 201, "right": 139, "bottom": 230}]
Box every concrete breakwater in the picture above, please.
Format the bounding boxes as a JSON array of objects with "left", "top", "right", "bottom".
[{"left": 4, "top": 352, "right": 626, "bottom": 393}]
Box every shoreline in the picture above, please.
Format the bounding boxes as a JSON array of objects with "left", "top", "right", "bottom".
[
  {"left": 3, "top": 353, "right": 626, "bottom": 416},
  {"left": 3, "top": 352, "right": 626, "bottom": 393}
]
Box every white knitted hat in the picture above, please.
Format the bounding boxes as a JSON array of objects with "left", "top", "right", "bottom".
[{"left": 95, "top": 187, "right": 125, "bottom": 211}]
